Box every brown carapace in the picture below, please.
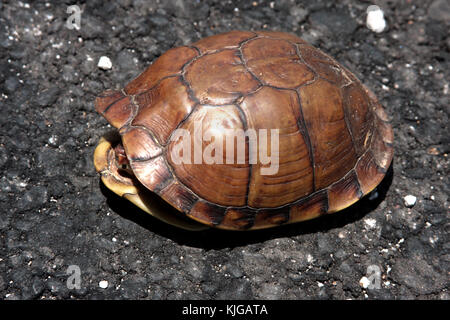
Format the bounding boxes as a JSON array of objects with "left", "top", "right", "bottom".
[{"left": 94, "top": 31, "right": 393, "bottom": 231}]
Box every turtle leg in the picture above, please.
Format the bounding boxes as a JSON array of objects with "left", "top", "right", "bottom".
[{"left": 94, "top": 134, "right": 208, "bottom": 231}]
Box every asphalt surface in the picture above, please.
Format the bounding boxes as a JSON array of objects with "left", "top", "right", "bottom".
[{"left": 0, "top": 0, "right": 448, "bottom": 300}]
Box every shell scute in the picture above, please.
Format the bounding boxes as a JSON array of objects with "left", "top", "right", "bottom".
[
  {"left": 167, "top": 105, "right": 250, "bottom": 207},
  {"left": 131, "top": 76, "right": 196, "bottom": 145},
  {"left": 240, "top": 86, "right": 314, "bottom": 207},
  {"left": 242, "top": 38, "right": 315, "bottom": 88},
  {"left": 298, "top": 78, "right": 358, "bottom": 190},
  {"left": 125, "top": 46, "right": 198, "bottom": 95},
  {"left": 185, "top": 49, "right": 260, "bottom": 105},
  {"left": 159, "top": 181, "right": 198, "bottom": 214}
]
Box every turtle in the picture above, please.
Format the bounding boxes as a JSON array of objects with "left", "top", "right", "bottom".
[{"left": 94, "top": 30, "right": 393, "bottom": 231}]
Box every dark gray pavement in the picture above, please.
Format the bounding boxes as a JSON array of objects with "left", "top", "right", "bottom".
[{"left": 0, "top": 0, "right": 448, "bottom": 299}]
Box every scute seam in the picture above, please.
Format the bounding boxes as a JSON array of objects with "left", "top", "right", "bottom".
[{"left": 293, "top": 89, "right": 316, "bottom": 192}]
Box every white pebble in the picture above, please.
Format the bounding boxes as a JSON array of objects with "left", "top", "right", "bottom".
[
  {"left": 98, "top": 56, "right": 112, "bottom": 70},
  {"left": 403, "top": 195, "right": 417, "bottom": 208},
  {"left": 366, "top": 5, "right": 386, "bottom": 33},
  {"left": 99, "top": 280, "right": 109, "bottom": 289},
  {"left": 359, "top": 276, "right": 371, "bottom": 288},
  {"left": 48, "top": 135, "right": 58, "bottom": 146},
  {"left": 364, "top": 218, "right": 377, "bottom": 229}
]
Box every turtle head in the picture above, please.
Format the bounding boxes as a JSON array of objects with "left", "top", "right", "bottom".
[
  {"left": 93, "top": 132, "right": 207, "bottom": 231},
  {"left": 93, "top": 132, "right": 136, "bottom": 184},
  {"left": 113, "top": 141, "right": 134, "bottom": 176}
]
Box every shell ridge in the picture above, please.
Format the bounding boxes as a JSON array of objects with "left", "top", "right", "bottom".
[
  {"left": 232, "top": 102, "right": 253, "bottom": 206},
  {"left": 294, "top": 89, "right": 316, "bottom": 192}
]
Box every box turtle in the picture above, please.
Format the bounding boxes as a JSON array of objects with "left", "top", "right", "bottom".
[{"left": 94, "top": 30, "right": 393, "bottom": 231}]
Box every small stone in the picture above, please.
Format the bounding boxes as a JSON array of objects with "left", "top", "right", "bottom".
[
  {"left": 0, "top": 148, "right": 8, "bottom": 168},
  {"left": 359, "top": 276, "right": 371, "bottom": 288},
  {"left": 47, "top": 279, "right": 64, "bottom": 294},
  {"left": 99, "top": 280, "right": 108, "bottom": 289},
  {"left": 366, "top": 5, "right": 386, "bottom": 33},
  {"left": 36, "top": 87, "right": 60, "bottom": 107},
  {"left": 62, "top": 65, "right": 76, "bottom": 83},
  {"left": 48, "top": 135, "right": 59, "bottom": 147},
  {"left": 81, "top": 56, "right": 96, "bottom": 75},
  {"left": 98, "top": 56, "right": 112, "bottom": 70},
  {"left": 364, "top": 218, "right": 377, "bottom": 229},
  {"left": 148, "top": 14, "right": 170, "bottom": 27},
  {"left": 290, "top": 7, "right": 308, "bottom": 25},
  {"left": 403, "top": 195, "right": 417, "bottom": 208},
  {"left": 427, "top": 147, "right": 439, "bottom": 155},
  {"left": 428, "top": 0, "right": 450, "bottom": 22},
  {"left": 116, "top": 50, "right": 138, "bottom": 71},
  {"left": 31, "top": 278, "right": 45, "bottom": 297},
  {"left": 17, "top": 186, "right": 48, "bottom": 212},
  {"left": 5, "top": 76, "right": 20, "bottom": 93}
]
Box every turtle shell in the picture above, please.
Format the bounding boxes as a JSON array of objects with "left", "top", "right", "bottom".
[{"left": 95, "top": 30, "right": 393, "bottom": 230}]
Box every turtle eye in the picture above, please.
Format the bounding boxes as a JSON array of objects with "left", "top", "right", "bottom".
[
  {"left": 120, "top": 163, "right": 132, "bottom": 172},
  {"left": 117, "top": 162, "right": 134, "bottom": 179}
]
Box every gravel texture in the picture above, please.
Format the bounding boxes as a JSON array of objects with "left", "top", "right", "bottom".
[{"left": 0, "top": 0, "right": 448, "bottom": 300}]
